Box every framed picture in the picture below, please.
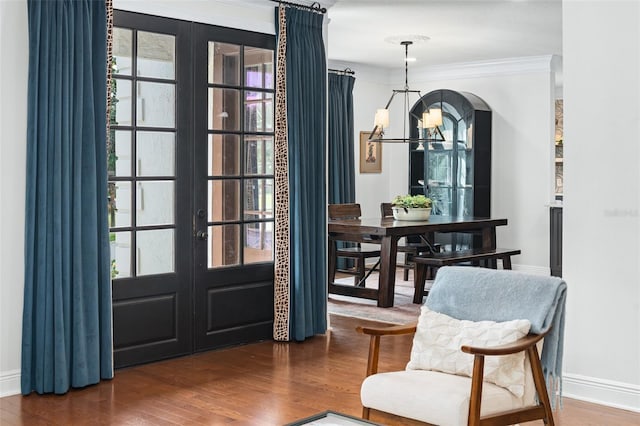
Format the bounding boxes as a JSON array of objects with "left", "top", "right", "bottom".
[{"left": 359, "top": 131, "right": 382, "bottom": 173}]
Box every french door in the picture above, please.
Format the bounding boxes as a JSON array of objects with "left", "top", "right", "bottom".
[{"left": 109, "top": 11, "right": 274, "bottom": 368}]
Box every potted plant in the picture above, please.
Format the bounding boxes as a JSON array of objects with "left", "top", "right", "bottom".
[{"left": 391, "top": 194, "right": 433, "bottom": 221}]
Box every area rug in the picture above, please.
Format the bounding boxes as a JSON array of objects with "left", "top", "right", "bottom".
[{"left": 328, "top": 273, "right": 432, "bottom": 325}]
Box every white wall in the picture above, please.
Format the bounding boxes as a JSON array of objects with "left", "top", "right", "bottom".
[
  {"left": 562, "top": 0, "right": 640, "bottom": 410},
  {"left": 0, "top": 0, "right": 28, "bottom": 397},
  {"left": 328, "top": 60, "right": 393, "bottom": 218}
]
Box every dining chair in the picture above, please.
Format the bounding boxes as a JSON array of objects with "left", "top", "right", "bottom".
[
  {"left": 328, "top": 203, "right": 381, "bottom": 287},
  {"left": 380, "top": 202, "right": 437, "bottom": 281}
]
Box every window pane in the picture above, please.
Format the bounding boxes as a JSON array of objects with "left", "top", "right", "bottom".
[
  {"left": 244, "top": 222, "right": 273, "bottom": 264},
  {"left": 137, "top": 31, "right": 175, "bottom": 79},
  {"left": 208, "top": 134, "right": 240, "bottom": 176},
  {"left": 245, "top": 136, "right": 273, "bottom": 175},
  {"left": 112, "top": 27, "right": 132, "bottom": 76},
  {"left": 137, "top": 131, "right": 175, "bottom": 176},
  {"left": 244, "top": 179, "right": 273, "bottom": 220},
  {"left": 110, "top": 231, "right": 131, "bottom": 278},
  {"left": 208, "top": 42, "right": 240, "bottom": 85},
  {"left": 244, "top": 47, "right": 274, "bottom": 89},
  {"left": 244, "top": 91, "right": 273, "bottom": 132},
  {"left": 208, "top": 179, "right": 240, "bottom": 222},
  {"left": 108, "top": 130, "right": 131, "bottom": 177},
  {"left": 208, "top": 224, "right": 240, "bottom": 268},
  {"left": 136, "top": 181, "right": 175, "bottom": 226},
  {"left": 109, "top": 181, "right": 132, "bottom": 228},
  {"left": 114, "top": 79, "right": 132, "bottom": 126},
  {"left": 136, "top": 81, "right": 176, "bottom": 128},
  {"left": 137, "top": 229, "right": 175, "bottom": 276},
  {"left": 208, "top": 88, "right": 240, "bottom": 131}
]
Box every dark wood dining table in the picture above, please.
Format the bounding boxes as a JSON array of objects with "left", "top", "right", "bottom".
[{"left": 328, "top": 216, "right": 508, "bottom": 308}]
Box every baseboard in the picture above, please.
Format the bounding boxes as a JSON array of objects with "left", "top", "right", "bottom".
[
  {"left": 0, "top": 369, "right": 21, "bottom": 398},
  {"left": 563, "top": 373, "right": 640, "bottom": 413}
]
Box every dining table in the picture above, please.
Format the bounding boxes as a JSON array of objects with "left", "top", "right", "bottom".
[{"left": 327, "top": 215, "right": 509, "bottom": 308}]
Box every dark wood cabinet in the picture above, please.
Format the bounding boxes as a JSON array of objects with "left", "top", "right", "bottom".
[
  {"left": 550, "top": 206, "right": 563, "bottom": 277},
  {"left": 408, "top": 89, "right": 492, "bottom": 250}
]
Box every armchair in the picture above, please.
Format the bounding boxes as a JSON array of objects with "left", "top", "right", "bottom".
[{"left": 357, "top": 266, "right": 567, "bottom": 426}]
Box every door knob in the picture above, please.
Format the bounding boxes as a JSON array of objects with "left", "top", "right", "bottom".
[
  {"left": 196, "top": 230, "right": 208, "bottom": 240},
  {"left": 196, "top": 209, "right": 206, "bottom": 218}
]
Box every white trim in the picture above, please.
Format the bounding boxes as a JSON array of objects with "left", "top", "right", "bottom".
[
  {"left": 0, "top": 369, "right": 21, "bottom": 398},
  {"left": 563, "top": 373, "right": 640, "bottom": 413},
  {"left": 403, "top": 55, "right": 556, "bottom": 83}
]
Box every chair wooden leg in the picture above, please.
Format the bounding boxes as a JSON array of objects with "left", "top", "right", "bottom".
[
  {"left": 362, "top": 407, "right": 371, "bottom": 420},
  {"left": 356, "top": 257, "right": 365, "bottom": 287},
  {"left": 413, "top": 263, "right": 427, "bottom": 304},
  {"left": 528, "top": 346, "right": 555, "bottom": 426},
  {"left": 403, "top": 254, "right": 411, "bottom": 281},
  {"left": 468, "top": 355, "right": 485, "bottom": 426}
]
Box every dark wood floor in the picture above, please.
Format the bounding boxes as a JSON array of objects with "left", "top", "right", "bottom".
[{"left": 1, "top": 314, "right": 638, "bottom": 425}]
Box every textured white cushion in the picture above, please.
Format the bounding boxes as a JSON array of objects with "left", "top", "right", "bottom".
[
  {"left": 406, "top": 307, "right": 531, "bottom": 397},
  {"left": 361, "top": 370, "right": 527, "bottom": 426}
]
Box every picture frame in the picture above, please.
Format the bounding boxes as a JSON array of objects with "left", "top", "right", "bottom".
[{"left": 359, "top": 130, "right": 382, "bottom": 173}]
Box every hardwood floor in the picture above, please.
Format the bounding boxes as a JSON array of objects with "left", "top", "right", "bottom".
[{"left": 1, "top": 314, "right": 638, "bottom": 425}]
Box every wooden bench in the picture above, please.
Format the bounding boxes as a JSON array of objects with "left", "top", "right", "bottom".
[{"left": 412, "top": 248, "right": 522, "bottom": 303}]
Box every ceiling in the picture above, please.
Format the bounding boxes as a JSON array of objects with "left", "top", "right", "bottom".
[{"left": 325, "top": 0, "right": 562, "bottom": 69}]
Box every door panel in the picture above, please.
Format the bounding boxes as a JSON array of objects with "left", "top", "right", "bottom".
[
  {"left": 110, "top": 12, "right": 275, "bottom": 367},
  {"left": 110, "top": 11, "right": 192, "bottom": 368},
  {"left": 193, "top": 24, "right": 275, "bottom": 352}
]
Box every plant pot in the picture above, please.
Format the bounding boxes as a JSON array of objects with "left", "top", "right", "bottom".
[{"left": 392, "top": 207, "right": 432, "bottom": 221}]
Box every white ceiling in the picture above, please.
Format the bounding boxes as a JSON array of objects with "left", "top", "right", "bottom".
[{"left": 325, "top": 0, "right": 562, "bottom": 69}]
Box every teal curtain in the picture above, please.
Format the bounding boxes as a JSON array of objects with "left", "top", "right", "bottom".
[
  {"left": 22, "top": 0, "right": 113, "bottom": 394},
  {"left": 277, "top": 6, "right": 327, "bottom": 340},
  {"left": 328, "top": 73, "right": 356, "bottom": 270},
  {"left": 328, "top": 73, "right": 355, "bottom": 204}
]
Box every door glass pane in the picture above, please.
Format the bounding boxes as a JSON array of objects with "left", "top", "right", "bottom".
[
  {"left": 208, "top": 42, "right": 240, "bottom": 85},
  {"left": 244, "top": 91, "right": 273, "bottom": 132},
  {"left": 136, "top": 181, "right": 175, "bottom": 226},
  {"left": 137, "top": 31, "right": 175, "bottom": 79},
  {"left": 112, "top": 27, "right": 132, "bottom": 76},
  {"left": 137, "top": 229, "right": 175, "bottom": 275},
  {"left": 208, "top": 224, "right": 240, "bottom": 268},
  {"left": 245, "top": 136, "right": 273, "bottom": 175},
  {"left": 244, "top": 222, "right": 273, "bottom": 264},
  {"left": 244, "top": 179, "right": 273, "bottom": 220},
  {"left": 208, "top": 180, "right": 240, "bottom": 222},
  {"left": 137, "top": 131, "right": 175, "bottom": 176},
  {"left": 110, "top": 181, "right": 132, "bottom": 227},
  {"left": 114, "top": 79, "right": 132, "bottom": 126},
  {"left": 136, "top": 81, "right": 176, "bottom": 128},
  {"left": 244, "top": 47, "right": 274, "bottom": 89},
  {"left": 208, "top": 134, "right": 240, "bottom": 176},
  {"left": 208, "top": 88, "right": 240, "bottom": 131},
  {"left": 109, "top": 130, "right": 131, "bottom": 177},
  {"left": 110, "top": 231, "right": 131, "bottom": 278}
]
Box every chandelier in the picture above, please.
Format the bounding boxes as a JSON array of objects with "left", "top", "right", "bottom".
[{"left": 368, "top": 41, "right": 444, "bottom": 145}]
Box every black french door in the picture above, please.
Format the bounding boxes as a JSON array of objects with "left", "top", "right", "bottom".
[{"left": 110, "top": 11, "right": 274, "bottom": 368}]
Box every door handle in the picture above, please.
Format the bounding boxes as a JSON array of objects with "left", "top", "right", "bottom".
[{"left": 196, "top": 230, "right": 208, "bottom": 240}]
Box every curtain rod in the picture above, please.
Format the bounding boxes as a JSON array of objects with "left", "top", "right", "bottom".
[
  {"left": 270, "top": 0, "right": 327, "bottom": 14},
  {"left": 328, "top": 68, "right": 355, "bottom": 75}
]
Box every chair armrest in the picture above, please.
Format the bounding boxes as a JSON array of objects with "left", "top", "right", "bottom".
[
  {"left": 356, "top": 322, "right": 417, "bottom": 377},
  {"left": 461, "top": 330, "right": 548, "bottom": 356},
  {"left": 356, "top": 322, "right": 417, "bottom": 336}
]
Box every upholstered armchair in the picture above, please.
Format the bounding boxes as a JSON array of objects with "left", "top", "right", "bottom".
[{"left": 357, "top": 266, "right": 567, "bottom": 426}]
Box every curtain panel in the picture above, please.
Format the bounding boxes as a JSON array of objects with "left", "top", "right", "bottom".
[
  {"left": 328, "top": 73, "right": 355, "bottom": 204},
  {"left": 274, "top": 6, "right": 327, "bottom": 341},
  {"left": 22, "top": 0, "right": 113, "bottom": 394}
]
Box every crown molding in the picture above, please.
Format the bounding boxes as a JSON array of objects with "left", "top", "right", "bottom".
[{"left": 400, "top": 55, "right": 559, "bottom": 83}]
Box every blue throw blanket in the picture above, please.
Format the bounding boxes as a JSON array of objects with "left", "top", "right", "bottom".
[{"left": 426, "top": 266, "right": 567, "bottom": 407}]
